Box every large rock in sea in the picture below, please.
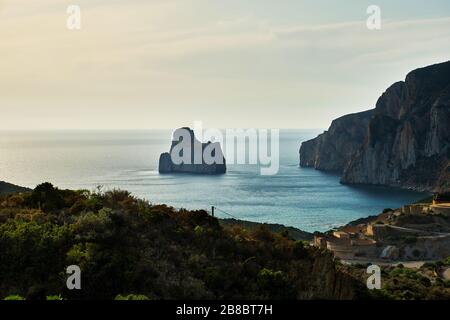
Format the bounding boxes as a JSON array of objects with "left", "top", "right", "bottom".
[
  {"left": 300, "top": 60, "right": 450, "bottom": 192},
  {"left": 159, "top": 127, "right": 226, "bottom": 175}
]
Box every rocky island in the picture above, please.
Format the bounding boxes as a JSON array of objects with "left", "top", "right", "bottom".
[
  {"left": 159, "top": 127, "right": 226, "bottom": 175},
  {"left": 300, "top": 61, "right": 450, "bottom": 192}
]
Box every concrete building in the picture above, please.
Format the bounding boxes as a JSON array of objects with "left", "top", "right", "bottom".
[
  {"left": 320, "top": 235, "right": 377, "bottom": 260},
  {"left": 333, "top": 231, "right": 350, "bottom": 239}
]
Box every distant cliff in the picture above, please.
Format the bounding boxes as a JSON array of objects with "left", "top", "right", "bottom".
[
  {"left": 299, "top": 110, "right": 373, "bottom": 172},
  {"left": 300, "top": 61, "right": 450, "bottom": 192},
  {"left": 159, "top": 127, "right": 226, "bottom": 175},
  {"left": 0, "top": 181, "right": 30, "bottom": 196}
]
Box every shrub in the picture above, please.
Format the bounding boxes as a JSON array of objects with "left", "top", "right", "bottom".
[
  {"left": 442, "top": 256, "right": 450, "bottom": 266},
  {"left": 251, "top": 226, "right": 274, "bottom": 242},
  {"left": 25, "top": 183, "right": 65, "bottom": 213},
  {"left": 293, "top": 240, "right": 308, "bottom": 258},
  {"left": 115, "top": 294, "right": 151, "bottom": 300},
  {"left": 4, "top": 295, "right": 25, "bottom": 300},
  {"left": 280, "top": 229, "right": 289, "bottom": 238},
  {"left": 421, "top": 262, "right": 436, "bottom": 270},
  {"left": 204, "top": 267, "right": 224, "bottom": 290},
  {"left": 256, "top": 268, "right": 293, "bottom": 299},
  {"left": 194, "top": 225, "right": 204, "bottom": 236}
]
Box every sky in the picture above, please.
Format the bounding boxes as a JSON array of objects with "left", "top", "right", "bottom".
[{"left": 0, "top": 0, "right": 450, "bottom": 130}]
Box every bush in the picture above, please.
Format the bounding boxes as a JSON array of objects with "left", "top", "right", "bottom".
[
  {"left": 257, "top": 268, "right": 293, "bottom": 299},
  {"left": 280, "top": 229, "right": 289, "bottom": 238},
  {"left": 4, "top": 295, "right": 25, "bottom": 300},
  {"left": 421, "top": 262, "right": 436, "bottom": 270},
  {"left": 25, "top": 183, "right": 65, "bottom": 212},
  {"left": 115, "top": 294, "right": 151, "bottom": 300},
  {"left": 194, "top": 225, "right": 204, "bottom": 236},
  {"left": 293, "top": 240, "right": 308, "bottom": 258},
  {"left": 46, "top": 294, "right": 64, "bottom": 300},
  {"left": 442, "top": 256, "right": 450, "bottom": 266},
  {"left": 204, "top": 267, "right": 225, "bottom": 290}
]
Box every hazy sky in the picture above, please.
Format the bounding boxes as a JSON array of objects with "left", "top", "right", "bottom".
[{"left": 1, "top": 0, "right": 450, "bottom": 129}]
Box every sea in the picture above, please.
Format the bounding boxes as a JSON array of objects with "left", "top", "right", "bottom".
[{"left": 0, "top": 129, "right": 428, "bottom": 232}]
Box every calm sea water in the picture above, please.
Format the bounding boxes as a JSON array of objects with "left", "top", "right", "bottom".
[{"left": 0, "top": 130, "right": 428, "bottom": 232}]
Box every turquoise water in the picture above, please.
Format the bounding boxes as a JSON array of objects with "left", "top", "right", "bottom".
[{"left": 0, "top": 130, "right": 428, "bottom": 232}]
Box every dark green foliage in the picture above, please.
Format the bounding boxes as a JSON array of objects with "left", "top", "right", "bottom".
[
  {"left": 0, "top": 183, "right": 362, "bottom": 300},
  {"left": 0, "top": 219, "right": 73, "bottom": 295},
  {"left": 256, "top": 268, "right": 293, "bottom": 299},
  {"left": 25, "top": 183, "right": 65, "bottom": 212},
  {"left": 375, "top": 265, "right": 449, "bottom": 300},
  {"left": 115, "top": 294, "right": 151, "bottom": 300},
  {"left": 3, "top": 295, "right": 26, "bottom": 300},
  {"left": 292, "top": 241, "right": 308, "bottom": 259},
  {"left": 442, "top": 256, "right": 450, "bottom": 266}
]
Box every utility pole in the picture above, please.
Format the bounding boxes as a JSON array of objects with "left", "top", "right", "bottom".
[{"left": 211, "top": 206, "right": 215, "bottom": 217}]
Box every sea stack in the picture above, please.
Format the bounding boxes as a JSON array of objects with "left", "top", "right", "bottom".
[{"left": 159, "top": 127, "right": 226, "bottom": 175}]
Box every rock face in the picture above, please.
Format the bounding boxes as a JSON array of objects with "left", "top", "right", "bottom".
[
  {"left": 299, "top": 110, "right": 373, "bottom": 172},
  {"left": 300, "top": 61, "right": 450, "bottom": 192},
  {"left": 301, "top": 250, "right": 364, "bottom": 299},
  {"left": 159, "top": 127, "right": 226, "bottom": 175}
]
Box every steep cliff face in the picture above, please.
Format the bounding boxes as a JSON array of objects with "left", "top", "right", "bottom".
[
  {"left": 299, "top": 110, "right": 373, "bottom": 172},
  {"left": 298, "top": 250, "right": 364, "bottom": 299},
  {"left": 300, "top": 61, "right": 450, "bottom": 192}
]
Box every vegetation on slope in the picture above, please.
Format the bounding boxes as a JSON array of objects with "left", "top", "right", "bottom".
[
  {"left": 0, "top": 181, "right": 30, "bottom": 196},
  {"left": 348, "top": 260, "right": 450, "bottom": 300},
  {"left": 0, "top": 183, "right": 363, "bottom": 300}
]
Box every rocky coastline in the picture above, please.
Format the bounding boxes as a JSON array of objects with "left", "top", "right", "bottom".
[{"left": 300, "top": 61, "right": 450, "bottom": 192}]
